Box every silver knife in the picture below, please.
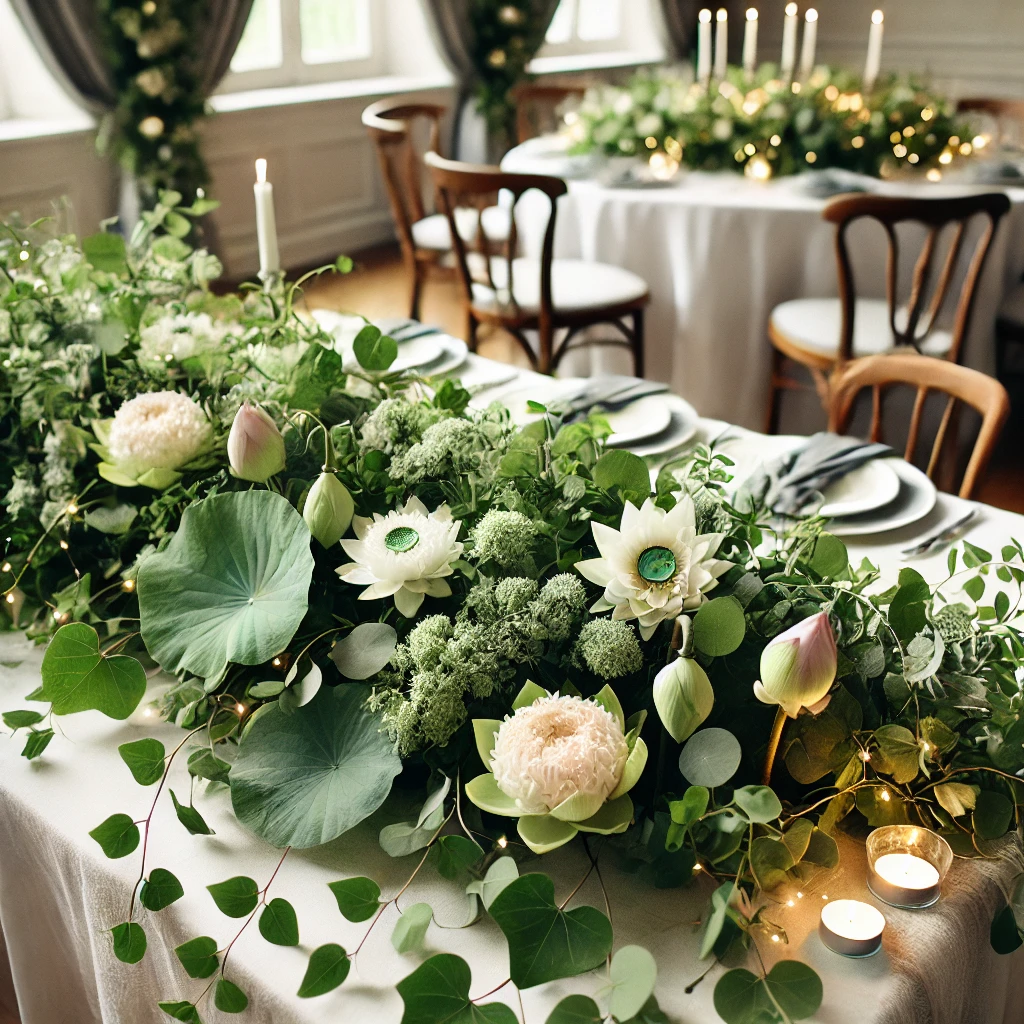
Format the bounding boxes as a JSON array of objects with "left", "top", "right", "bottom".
[{"left": 901, "top": 508, "right": 979, "bottom": 558}]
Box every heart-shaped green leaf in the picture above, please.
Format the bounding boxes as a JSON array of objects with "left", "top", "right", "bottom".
[
  {"left": 208, "top": 876, "right": 259, "bottom": 918},
  {"left": 169, "top": 789, "right": 214, "bottom": 835},
  {"left": 230, "top": 684, "right": 401, "bottom": 849},
  {"left": 397, "top": 953, "right": 518, "bottom": 1024},
  {"left": 732, "top": 785, "right": 782, "bottom": 824},
  {"left": 392, "top": 902, "right": 433, "bottom": 954},
  {"left": 297, "top": 943, "right": 350, "bottom": 998},
  {"left": 432, "top": 835, "right": 484, "bottom": 880},
  {"left": 3, "top": 710, "right": 43, "bottom": 729},
  {"left": 214, "top": 979, "right": 248, "bottom": 1013},
  {"left": 353, "top": 325, "right": 398, "bottom": 371},
  {"left": 175, "top": 936, "right": 219, "bottom": 979},
  {"left": 329, "top": 877, "right": 381, "bottom": 922},
  {"left": 138, "top": 491, "right": 314, "bottom": 680},
  {"left": 544, "top": 995, "right": 602, "bottom": 1024},
  {"left": 592, "top": 450, "right": 650, "bottom": 498},
  {"left": 187, "top": 749, "right": 231, "bottom": 784},
  {"left": 41, "top": 622, "right": 146, "bottom": 720},
  {"left": 140, "top": 868, "right": 184, "bottom": 911},
  {"left": 488, "top": 874, "right": 612, "bottom": 989},
  {"left": 119, "top": 738, "right": 166, "bottom": 786},
  {"left": 259, "top": 898, "right": 299, "bottom": 945},
  {"left": 609, "top": 945, "right": 657, "bottom": 1021},
  {"left": 89, "top": 813, "right": 140, "bottom": 859},
  {"left": 763, "top": 960, "right": 822, "bottom": 1019},
  {"left": 112, "top": 922, "right": 147, "bottom": 964},
  {"left": 329, "top": 622, "right": 398, "bottom": 680},
  {"left": 465, "top": 856, "right": 519, "bottom": 911},
  {"left": 158, "top": 1000, "right": 202, "bottom": 1023}
]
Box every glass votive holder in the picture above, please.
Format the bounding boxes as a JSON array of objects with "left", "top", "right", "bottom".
[
  {"left": 866, "top": 825, "right": 953, "bottom": 909},
  {"left": 819, "top": 899, "right": 885, "bottom": 957}
]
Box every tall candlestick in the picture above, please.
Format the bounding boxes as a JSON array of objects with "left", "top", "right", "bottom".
[
  {"left": 863, "top": 9, "right": 884, "bottom": 92},
  {"left": 253, "top": 158, "right": 280, "bottom": 282},
  {"left": 780, "top": 2, "right": 798, "bottom": 80},
  {"left": 697, "top": 9, "right": 713, "bottom": 87},
  {"left": 798, "top": 8, "right": 818, "bottom": 81},
  {"left": 742, "top": 8, "right": 758, "bottom": 76},
  {"left": 714, "top": 9, "right": 728, "bottom": 81}
]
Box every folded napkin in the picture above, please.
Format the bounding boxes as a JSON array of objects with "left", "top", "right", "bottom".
[
  {"left": 738, "top": 432, "right": 895, "bottom": 516},
  {"left": 551, "top": 375, "right": 669, "bottom": 420},
  {"left": 792, "top": 169, "right": 875, "bottom": 198},
  {"left": 374, "top": 318, "right": 442, "bottom": 342}
]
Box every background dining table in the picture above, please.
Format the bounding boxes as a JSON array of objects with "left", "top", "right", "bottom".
[
  {"left": 501, "top": 138, "right": 1024, "bottom": 433},
  {"left": 2, "top": 355, "right": 1024, "bottom": 1024}
]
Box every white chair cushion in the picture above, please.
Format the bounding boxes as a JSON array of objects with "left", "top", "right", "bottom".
[
  {"left": 470, "top": 258, "right": 648, "bottom": 316},
  {"left": 998, "top": 281, "right": 1024, "bottom": 327},
  {"left": 770, "top": 298, "right": 952, "bottom": 358},
  {"left": 411, "top": 206, "right": 511, "bottom": 251}
]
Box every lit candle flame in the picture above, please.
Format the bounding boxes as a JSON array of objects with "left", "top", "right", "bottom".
[{"left": 871, "top": 9, "right": 883, "bottom": 23}]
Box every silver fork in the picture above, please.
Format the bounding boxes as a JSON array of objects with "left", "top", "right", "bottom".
[{"left": 900, "top": 508, "right": 979, "bottom": 558}]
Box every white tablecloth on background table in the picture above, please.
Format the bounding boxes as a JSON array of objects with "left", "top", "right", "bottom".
[
  {"left": 501, "top": 139, "right": 1024, "bottom": 432},
  {"left": 3, "top": 390, "right": 1024, "bottom": 1024}
]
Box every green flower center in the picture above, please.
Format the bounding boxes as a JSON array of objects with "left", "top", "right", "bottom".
[
  {"left": 637, "top": 546, "right": 677, "bottom": 583},
  {"left": 385, "top": 526, "right": 420, "bottom": 552}
]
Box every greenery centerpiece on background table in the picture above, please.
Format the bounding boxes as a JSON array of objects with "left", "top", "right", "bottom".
[{"left": 2, "top": 206, "right": 1024, "bottom": 1024}]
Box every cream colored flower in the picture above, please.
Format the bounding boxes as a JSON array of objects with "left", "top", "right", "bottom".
[
  {"left": 138, "top": 311, "right": 242, "bottom": 372},
  {"left": 336, "top": 495, "right": 463, "bottom": 617},
  {"left": 491, "top": 695, "right": 628, "bottom": 815},
  {"left": 575, "top": 496, "right": 732, "bottom": 640}
]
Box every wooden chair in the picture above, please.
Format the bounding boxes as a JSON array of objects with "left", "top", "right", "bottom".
[
  {"left": 424, "top": 151, "right": 649, "bottom": 376},
  {"left": 827, "top": 353, "right": 1010, "bottom": 499},
  {"left": 766, "top": 192, "right": 1011, "bottom": 433},
  {"left": 512, "top": 81, "right": 589, "bottom": 144},
  {"left": 957, "top": 97, "right": 1024, "bottom": 150},
  {"left": 362, "top": 97, "right": 510, "bottom": 320}
]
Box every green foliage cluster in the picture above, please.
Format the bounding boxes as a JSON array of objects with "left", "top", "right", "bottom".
[{"left": 567, "top": 64, "right": 974, "bottom": 178}]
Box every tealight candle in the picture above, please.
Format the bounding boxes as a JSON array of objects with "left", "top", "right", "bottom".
[
  {"left": 866, "top": 826, "right": 953, "bottom": 909},
  {"left": 819, "top": 899, "right": 885, "bottom": 957}
]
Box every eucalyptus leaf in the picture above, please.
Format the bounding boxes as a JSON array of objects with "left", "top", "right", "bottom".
[
  {"left": 609, "top": 945, "right": 657, "bottom": 1021},
  {"left": 329, "top": 876, "right": 381, "bottom": 922},
  {"left": 111, "top": 922, "right": 147, "bottom": 964},
  {"left": 392, "top": 902, "right": 433, "bottom": 954},
  {"left": 353, "top": 325, "right": 398, "bottom": 371},
  {"left": 974, "top": 789, "right": 1014, "bottom": 840},
  {"left": 259, "top": 898, "right": 299, "bottom": 945},
  {"left": 140, "top": 868, "right": 184, "bottom": 911},
  {"left": 678, "top": 728, "right": 742, "bottom": 788},
  {"left": 230, "top": 684, "right": 401, "bottom": 849},
  {"left": 329, "top": 622, "right": 398, "bottom": 680},
  {"left": 297, "top": 943, "right": 351, "bottom": 998},
  {"left": 170, "top": 789, "right": 214, "bottom": 835},
  {"left": 175, "top": 936, "right": 219, "bottom": 979},
  {"left": 465, "top": 856, "right": 519, "bottom": 910},
  {"left": 397, "top": 953, "right": 518, "bottom": 1024},
  {"left": 138, "top": 491, "right": 314, "bottom": 681},
  {"left": 214, "top": 979, "right": 249, "bottom": 1014},
  {"left": 118, "top": 738, "right": 166, "bottom": 786},
  {"left": 545, "top": 995, "right": 602, "bottom": 1024},
  {"left": 207, "top": 876, "right": 259, "bottom": 918},
  {"left": 2, "top": 710, "right": 43, "bottom": 730},
  {"left": 89, "top": 813, "right": 140, "bottom": 859},
  {"left": 187, "top": 749, "right": 231, "bottom": 785},
  {"left": 158, "top": 1001, "right": 202, "bottom": 1023},
  {"left": 41, "top": 622, "right": 146, "bottom": 720},
  {"left": 732, "top": 785, "right": 782, "bottom": 824}
]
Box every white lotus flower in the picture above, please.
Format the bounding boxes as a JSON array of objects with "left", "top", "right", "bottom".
[
  {"left": 575, "top": 496, "right": 732, "bottom": 640},
  {"left": 335, "top": 495, "right": 463, "bottom": 617},
  {"left": 490, "top": 695, "right": 628, "bottom": 815}
]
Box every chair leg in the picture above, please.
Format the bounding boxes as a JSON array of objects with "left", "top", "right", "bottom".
[
  {"left": 407, "top": 261, "right": 424, "bottom": 321},
  {"left": 464, "top": 309, "right": 478, "bottom": 352},
  {"left": 765, "top": 346, "right": 782, "bottom": 435},
  {"left": 631, "top": 309, "right": 645, "bottom": 378}
]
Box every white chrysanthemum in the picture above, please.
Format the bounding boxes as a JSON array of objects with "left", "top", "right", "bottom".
[
  {"left": 336, "top": 495, "right": 463, "bottom": 617},
  {"left": 490, "top": 695, "right": 628, "bottom": 815},
  {"left": 575, "top": 496, "right": 732, "bottom": 641},
  {"left": 138, "top": 312, "right": 241, "bottom": 369},
  {"left": 107, "top": 391, "right": 212, "bottom": 471}
]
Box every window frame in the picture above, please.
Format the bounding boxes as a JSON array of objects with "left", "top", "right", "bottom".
[
  {"left": 539, "top": 0, "right": 627, "bottom": 59},
  {"left": 218, "top": 0, "right": 385, "bottom": 94}
]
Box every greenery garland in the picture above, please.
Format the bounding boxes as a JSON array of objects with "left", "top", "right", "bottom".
[
  {"left": 567, "top": 64, "right": 976, "bottom": 179},
  {"left": 3, "top": 208, "right": 1024, "bottom": 1023},
  {"left": 97, "top": 0, "right": 209, "bottom": 206}
]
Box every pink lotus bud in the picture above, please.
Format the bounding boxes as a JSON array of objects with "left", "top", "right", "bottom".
[
  {"left": 753, "top": 611, "right": 836, "bottom": 718},
  {"left": 227, "top": 402, "right": 286, "bottom": 482}
]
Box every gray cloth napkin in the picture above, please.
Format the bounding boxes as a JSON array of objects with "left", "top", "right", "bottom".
[
  {"left": 374, "top": 318, "right": 442, "bottom": 342},
  {"left": 552, "top": 374, "right": 669, "bottom": 420},
  {"left": 738, "top": 432, "right": 895, "bottom": 516}
]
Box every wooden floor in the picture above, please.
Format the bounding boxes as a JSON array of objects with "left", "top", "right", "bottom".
[{"left": 302, "top": 243, "right": 1024, "bottom": 515}]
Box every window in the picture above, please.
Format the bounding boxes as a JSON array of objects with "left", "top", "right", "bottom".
[
  {"left": 222, "top": 0, "right": 379, "bottom": 90},
  {"left": 543, "top": 0, "right": 623, "bottom": 50}
]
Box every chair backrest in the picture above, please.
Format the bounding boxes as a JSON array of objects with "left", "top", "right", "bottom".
[
  {"left": 362, "top": 98, "right": 446, "bottom": 257},
  {"left": 822, "top": 192, "right": 1011, "bottom": 365},
  {"left": 827, "top": 352, "right": 1010, "bottom": 498},
  {"left": 424, "top": 151, "right": 567, "bottom": 364},
  {"left": 511, "top": 82, "right": 588, "bottom": 145}
]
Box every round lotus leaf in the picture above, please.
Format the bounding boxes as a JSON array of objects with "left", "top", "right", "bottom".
[
  {"left": 693, "top": 596, "right": 746, "bottom": 658},
  {"left": 678, "top": 728, "right": 742, "bottom": 788}
]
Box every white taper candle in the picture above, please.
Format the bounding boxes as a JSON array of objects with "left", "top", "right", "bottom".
[
  {"left": 742, "top": 8, "right": 759, "bottom": 76},
  {"left": 780, "top": 2, "right": 798, "bottom": 80},
  {"left": 714, "top": 8, "right": 728, "bottom": 81},
  {"left": 863, "top": 10, "right": 884, "bottom": 92},
  {"left": 253, "top": 158, "right": 280, "bottom": 279},
  {"left": 799, "top": 8, "right": 818, "bottom": 81},
  {"left": 697, "top": 9, "right": 713, "bottom": 87}
]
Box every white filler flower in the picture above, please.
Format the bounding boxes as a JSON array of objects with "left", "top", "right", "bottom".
[
  {"left": 575, "top": 496, "right": 732, "bottom": 640},
  {"left": 107, "top": 391, "right": 212, "bottom": 473},
  {"left": 336, "top": 495, "right": 463, "bottom": 617},
  {"left": 490, "top": 695, "right": 628, "bottom": 815}
]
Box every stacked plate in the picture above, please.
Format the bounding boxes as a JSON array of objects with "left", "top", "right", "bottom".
[{"left": 470, "top": 378, "right": 701, "bottom": 457}]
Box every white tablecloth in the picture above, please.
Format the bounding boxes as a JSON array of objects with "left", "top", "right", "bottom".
[
  {"left": 502, "top": 140, "right": 1024, "bottom": 432},
  {"left": 3, "top": 399, "right": 1024, "bottom": 1024}
]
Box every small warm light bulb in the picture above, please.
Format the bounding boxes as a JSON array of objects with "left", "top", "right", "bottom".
[
  {"left": 1, "top": 563, "right": 10, "bottom": 573},
  {"left": 880, "top": 789, "right": 891, "bottom": 802},
  {"left": 65, "top": 503, "right": 78, "bottom": 515},
  {"left": 791, "top": 81, "right": 802, "bottom": 93},
  {"left": 59, "top": 540, "right": 69, "bottom": 550},
  {"left": 903, "top": 125, "right": 916, "bottom": 137},
  {"left": 972, "top": 134, "right": 988, "bottom": 149},
  {"left": 143, "top": 708, "right": 153, "bottom": 717},
  {"left": 716, "top": 7, "right": 727, "bottom": 20},
  {"left": 255, "top": 158, "right": 267, "bottom": 183},
  {"left": 235, "top": 702, "right": 247, "bottom": 715},
  {"left": 797, "top": 891, "right": 804, "bottom": 899},
  {"left": 53, "top": 610, "right": 62, "bottom": 621},
  {"left": 746, "top": 7, "right": 757, "bottom": 20},
  {"left": 821, "top": 893, "right": 828, "bottom": 900},
  {"left": 786, "top": 899, "right": 795, "bottom": 907},
  {"left": 4, "top": 593, "right": 14, "bottom": 604},
  {"left": 871, "top": 9, "right": 883, "bottom": 24},
  {"left": 805, "top": 151, "right": 817, "bottom": 163},
  {"left": 908, "top": 152, "right": 920, "bottom": 163},
  {"left": 959, "top": 142, "right": 973, "bottom": 156},
  {"left": 497, "top": 836, "right": 508, "bottom": 849},
  {"left": 771, "top": 934, "right": 780, "bottom": 942},
  {"left": 948, "top": 135, "right": 960, "bottom": 147},
  {"left": 272, "top": 656, "right": 283, "bottom": 668},
  {"left": 921, "top": 107, "right": 934, "bottom": 121},
  {"left": 938, "top": 150, "right": 953, "bottom": 165},
  {"left": 785, "top": 2, "right": 797, "bottom": 14},
  {"left": 122, "top": 579, "right": 136, "bottom": 592},
  {"left": 852, "top": 135, "right": 865, "bottom": 149},
  {"left": 893, "top": 143, "right": 908, "bottom": 158},
  {"left": 699, "top": 8, "right": 712, "bottom": 23},
  {"left": 19, "top": 250, "right": 29, "bottom": 262},
  {"left": 926, "top": 168, "right": 942, "bottom": 181},
  {"left": 860, "top": 749, "right": 871, "bottom": 761},
  {"left": 770, "top": 134, "right": 781, "bottom": 146},
  {"left": 805, "top": 8, "right": 817, "bottom": 21}
]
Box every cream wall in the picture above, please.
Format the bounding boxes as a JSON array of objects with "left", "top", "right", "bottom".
[{"left": 750, "top": 0, "right": 1024, "bottom": 100}]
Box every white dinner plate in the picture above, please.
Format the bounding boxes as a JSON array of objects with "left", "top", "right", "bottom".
[
  {"left": 418, "top": 335, "right": 470, "bottom": 378},
  {"left": 827, "top": 458, "right": 938, "bottom": 537},
  {"left": 604, "top": 395, "right": 673, "bottom": 446},
  {"left": 484, "top": 381, "right": 574, "bottom": 424},
  {"left": 818, "top": 459, "right": 901, "bottom": 518},
  {"left": 610, "top": 395, "right": 699, "bottom": 456}
]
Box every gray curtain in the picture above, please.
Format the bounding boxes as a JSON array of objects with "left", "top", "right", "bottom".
[
  {"left": 658, "top": 0, "right": 703, "bottom": 62},
  {"left": 9, "top": 0, "right": 254, "bottom": 109},
  {"left": 421, "top": 0, "right": 562, "bottom": 159}
]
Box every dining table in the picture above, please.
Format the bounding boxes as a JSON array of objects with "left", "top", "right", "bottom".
[
  {"left": 500, "top": 136, "right": 1024, "bottom": 433},
  {"left": 2, "top": 352, "right": 1024, "bottom": 1024}
]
